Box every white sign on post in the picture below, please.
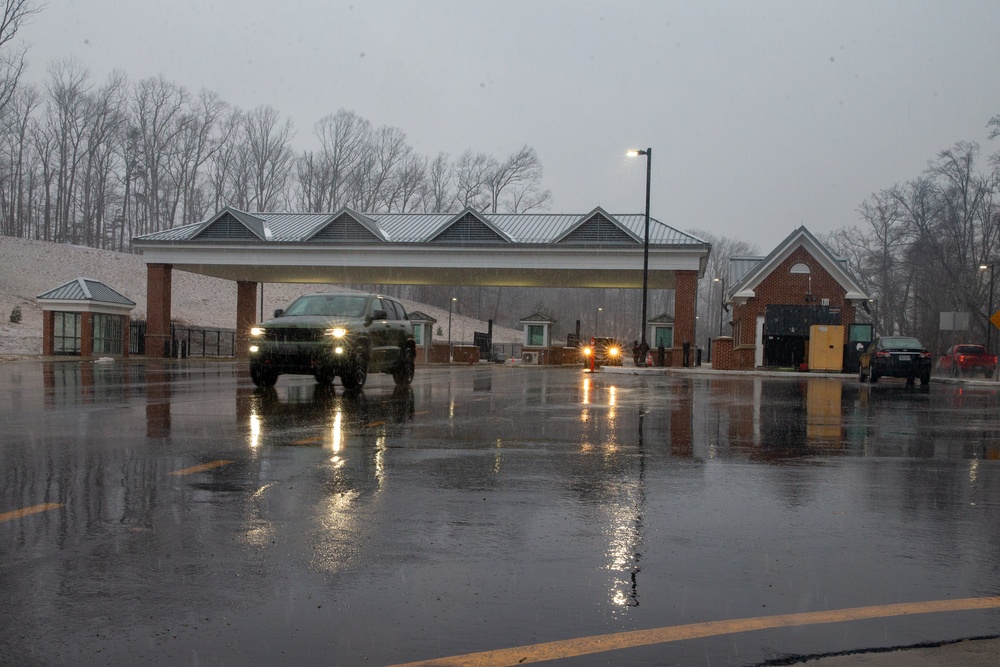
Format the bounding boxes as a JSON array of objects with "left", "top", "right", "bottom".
[{"left": 939, "top": 312, "right": 970, "bottom": 331}]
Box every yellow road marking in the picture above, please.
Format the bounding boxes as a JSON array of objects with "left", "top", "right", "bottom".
[
  {"left": 387, "top": 596, "right": 1000, "bottom": 667},
  {"left": 0, "top": 503, "right": 64, "bottom": 523},
  {"left": 290, "top": 436, "right": 324, "bottom": 445},
  {"left": 415, "top": 411, "right": 432, "bottom": 415},
  {"left": 169, "top": 460, "right": 235, "bottom": 476}
]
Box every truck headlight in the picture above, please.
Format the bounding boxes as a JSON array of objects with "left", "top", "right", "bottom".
[
  {"left": 326, "top": 327, "right": 347, "bottom": 338},
  {"left": 250, "top": 327, "right": 265, "bottom": 337},
  {"left": 608, "top": 347, "right": 620, "bottom": 357}
]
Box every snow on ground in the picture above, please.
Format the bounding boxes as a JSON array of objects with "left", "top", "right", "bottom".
[{"left": 0, "top": 235, "right": 522, "bottom": 359}]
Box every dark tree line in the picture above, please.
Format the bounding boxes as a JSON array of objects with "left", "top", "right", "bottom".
[
  {"left": 824, "top": 133, "right": 1000, "bottom": 354},
  {"left": 0, "top": 36, "right": 552, "bottom": 250}
]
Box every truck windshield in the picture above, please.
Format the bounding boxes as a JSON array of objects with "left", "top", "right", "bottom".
[{"left": 283, "top": 295, "right": 367, "bottom": 317}]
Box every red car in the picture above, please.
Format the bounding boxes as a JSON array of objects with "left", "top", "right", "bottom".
[{"left": 938, "top": 344, "right": 997, "bottom": 378}]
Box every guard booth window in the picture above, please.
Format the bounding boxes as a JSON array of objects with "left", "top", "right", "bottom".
[
  {"left": 93, "top": 313, "right": 124, "bottom": 355},
  {"left": 53, "top": 312, "right": 81, "bottom": 355},
  {"left": 654, "top": 327, "right": 673, "bottom": 348},
  {"left": 527, "top": 325, "right": 544, "bottom": 346}
]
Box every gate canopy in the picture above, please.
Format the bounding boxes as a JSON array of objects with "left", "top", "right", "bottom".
[{"left": 132, "top": 206, "right": 710, "bottom": 288}]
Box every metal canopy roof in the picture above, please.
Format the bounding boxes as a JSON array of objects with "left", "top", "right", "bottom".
[
  {"left": 37, "top": 278, "right": 136, "bottom": 306},
  {"left": 132, "top": 207, "right": 712, "bottom": 289}
]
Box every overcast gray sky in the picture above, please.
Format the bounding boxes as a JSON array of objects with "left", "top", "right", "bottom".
[{"left": 22, "top": 0, "right": 1000, "bottom": 250}]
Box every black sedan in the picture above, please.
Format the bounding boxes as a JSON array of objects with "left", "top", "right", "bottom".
[{"left": 859, "top": 336, "right": 932, "bottom": 385}]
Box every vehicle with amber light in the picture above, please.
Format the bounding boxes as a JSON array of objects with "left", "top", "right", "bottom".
[{"left": 581, "top": 336, "right": 624, "bottom": 368}]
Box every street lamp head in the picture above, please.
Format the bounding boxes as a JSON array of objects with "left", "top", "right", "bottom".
[
  {"left": 713, "top": 277, "right": 721, "bottom": 283},
  {"left": 626, "top": 149, "right": 649, "bottom": 157},
  {"left": 981, "top": 264, "right": 990, "bottom": 271}
]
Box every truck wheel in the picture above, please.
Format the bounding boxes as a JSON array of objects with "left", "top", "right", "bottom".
[
  {"left": 393, "top": 347, "right": 415, "bottom": 386},
  {"left": 341, "top": 354, "right": 368, "bottom": 390},
  {"left": 250, "top": 364, "right": 277, "bottom": 388}
]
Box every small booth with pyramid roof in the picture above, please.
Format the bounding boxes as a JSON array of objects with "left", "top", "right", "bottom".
[{"left": 37, "top": 278, "right": 136, "bottom": 357}]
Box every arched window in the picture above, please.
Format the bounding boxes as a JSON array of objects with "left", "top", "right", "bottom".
[{"left": 790, "top": 262, "right": 811, "bottom": 274}]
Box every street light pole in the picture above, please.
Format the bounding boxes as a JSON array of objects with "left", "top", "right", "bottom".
[
  {"left": 981, "top": 263, "right": 995, "bottom": 358},
  {"left": 627, "top": 148, "right": 652, "bottom": 353},
  {"left": 713, "top": 276, "right": 725, "bottom": 336},
  {"left": 448, "top": 296, "right": 456, "bottom": 362}
]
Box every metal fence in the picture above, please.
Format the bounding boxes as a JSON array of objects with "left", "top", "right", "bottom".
[
  {"left": 489, "top": 343, "right": 522, "bottom": 362},
  {"left": 129, "top": 320, "right": 237, "bottom": 358},
  {"left": 174, "top": 325, "right": 237, "bottom": 357}
]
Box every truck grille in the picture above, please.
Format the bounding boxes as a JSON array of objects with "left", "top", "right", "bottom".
[{"left": 263, "top": 328, "right": 325, "bottom": 342}]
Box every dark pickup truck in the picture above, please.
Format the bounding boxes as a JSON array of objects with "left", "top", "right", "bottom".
[{"left": 938, "top": 344, "right": 997, "bottom": 378}]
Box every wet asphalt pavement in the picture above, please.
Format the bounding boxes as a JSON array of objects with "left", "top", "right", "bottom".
[{"left": 1, "top": 360, "right": 999, "bottom": 666}]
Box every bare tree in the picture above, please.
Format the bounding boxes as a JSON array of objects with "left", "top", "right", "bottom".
[
  {"left": 80, "top": 70, "right": 127, "bottom": 248},
  {"left": 132, "top": 76, "right": 190, "bottom": 233},
  {"left": 0, "top": 83, "right": 38, "bottom": 237},
  {"left": 386, "top": 151, "right": 426, "bottom": 213},
  {"left": 349, "top": 124, "right": 408, "bottom": 212},
  {"left": 206, "top": 106, "right": 245, "bottom": 211},
  {"left": 0, "top": 0, "right": 40, "bottom": 116},
  {"left": 242, "top": 105, "right": 295, "bottom": 212},
  {"left": 487, "top": 144, "right": 549, "bottom": 213},
  {"left": 425, "top": 152, "right": 452, "bottom": 213},
  {"left": 453, "top": 149, "right": 492, "bottom": 210},
  {"left": 44, "top": 58, "right": 92, "bottom": 243},
  {"left": 687, "top": 230, "right": 758, "bottom": 349},
  {"left": 311, "top": 108, "right": 370, "bottom": 211},
  {"left": 169, "top": 89, "right": 232, "bottom": 226}
]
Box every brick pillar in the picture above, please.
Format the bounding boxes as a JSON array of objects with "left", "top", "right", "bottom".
[
  {"left": 673, "top": 270, "right": 698, "bottom": 367},
  {"left": 235, "top": 281, "right": 258, "bottom": 359},
  {"left": 145, "top": 263, "right": 173, "bottom": 357},
  {"left": 712, "top": 336, "right": 734, "bottom": 370},
  {"left": 42, "top": 310, "right": 54, "bottom": 355},
  {"left": 81, "top": 312, "right": 94, "bottom": 358}
]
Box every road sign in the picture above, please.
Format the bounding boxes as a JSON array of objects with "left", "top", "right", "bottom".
[{"left": 991, "top": 310, "right": 1000, "bottom": 330}]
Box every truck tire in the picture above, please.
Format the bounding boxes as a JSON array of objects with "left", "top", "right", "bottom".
[
  {"left": 341, "top": 354, "right": 368, "bottom": 390},
  {"left": 393, "top": 347, "right": 415, "bottom": 386}
]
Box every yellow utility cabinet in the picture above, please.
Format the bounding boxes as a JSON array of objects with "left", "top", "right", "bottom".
[{"left": 808, "top": 324, "right": 844, "bottom": 372}]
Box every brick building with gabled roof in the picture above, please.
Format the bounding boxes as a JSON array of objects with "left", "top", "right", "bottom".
[{"left": 713, "top": 226, "right": 869, "bottom": 370}]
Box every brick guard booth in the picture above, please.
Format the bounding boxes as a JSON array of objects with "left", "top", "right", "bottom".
[{"left": 37, "top": 278, "right": 136, "bottom": 357}]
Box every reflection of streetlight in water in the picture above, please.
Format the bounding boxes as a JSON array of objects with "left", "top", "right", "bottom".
[{"left": 607, "top": 406, "right": 646, "bottom": 611}]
